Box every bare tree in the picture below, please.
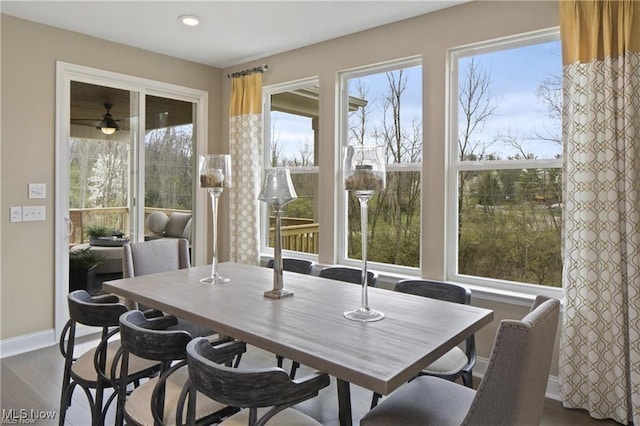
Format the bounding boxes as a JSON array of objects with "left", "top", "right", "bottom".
[
  {"left": 290, "top": 138, "right": 313, "bottom": 167},
  {"left": 145, "top": 126, "right": 193, "bottom": 209},
  {"left": 89, "top": 141, "right": 128, "bottom": 207},
  {"left": 348, "top": 80, "right": 371, "bottom": 146},
  {"left": 457, "top": 59, "right": 497, "bottom": 220},
  {"left": 379, "top": 70, "right": 409, "bottom": 262},
  {"left": 269, "top": 119, "right": 285, "bottom": 167},
  {"left": 499, "top": 130, "right": 536, "bottom": 159},
  {"left": 535, "top": 75, "right": 562, "bottom": 145},
  {"left": 69, "top": 138, "right": 98, "bottom": 208}
]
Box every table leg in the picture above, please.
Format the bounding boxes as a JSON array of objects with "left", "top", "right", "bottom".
[{"left": 337, "top": 378, "right": 352, "bottom": 426}]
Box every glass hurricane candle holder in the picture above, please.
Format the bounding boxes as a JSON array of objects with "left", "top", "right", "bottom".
[
  {"left": 343, "top": 145, "right": 386, "bottom": 322},
  {"left": 258, "top": 168, "right": 297, "bottom": 299},
  {"left": 199, "top": 154, "right": 232, "bottom": 284}
]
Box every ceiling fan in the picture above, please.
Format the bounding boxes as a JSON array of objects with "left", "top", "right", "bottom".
[{"left": 71, "top": 103, "right": 121, "bottom": 135}]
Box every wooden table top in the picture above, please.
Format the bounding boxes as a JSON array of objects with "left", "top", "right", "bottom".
[{"left": 103, "top": 262, "right": 493, "bottom": 395}]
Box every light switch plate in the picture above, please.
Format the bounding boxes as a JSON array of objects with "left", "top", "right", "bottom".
[
  {"left": 28, "top": 183, "right": 46, "bottom": 199},
  {"left": 22, "top": 205, "right": 46, "bottom": 221}
]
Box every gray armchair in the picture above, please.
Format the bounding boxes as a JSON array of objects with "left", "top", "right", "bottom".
[
  {"left": 361, "top": 296, "right": 560, "bottom": 426},
  {"left": 145, "top": 211, "right": 192, "bottom": 243},
  {"left": 122, "top": 238, "right": 211, "bottom": 338}
]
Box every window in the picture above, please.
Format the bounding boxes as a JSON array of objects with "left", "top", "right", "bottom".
[
  {"left": 339, "top": 58, "right": 422, "bottom": 272},
  {"left": 448, "top": 29, "right": 563, "bottom": 290},
  {"left": 68, "top": 83, "right": 196, "bottom": 245},
  {"left": 262, "top": 79, "right": 320, "bottom": 256}
]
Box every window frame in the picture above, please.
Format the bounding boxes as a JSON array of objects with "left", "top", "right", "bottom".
[
  {"left": 446, "top": 28, "right": 563, "bottom": 299},
  {"left": 337, "top": 56, "right": 423, "bottom": 275},
  {"left": 261, "top": 77, "right": 320, "bottom": 261}
]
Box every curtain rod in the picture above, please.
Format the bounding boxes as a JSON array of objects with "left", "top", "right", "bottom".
[{"left": 227, "top": 64, "right": 269, "bottom": 79}]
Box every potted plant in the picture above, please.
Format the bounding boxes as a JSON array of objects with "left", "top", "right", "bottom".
[
  {"left": 87, "top": 225, "right": 127, "bottom": 246},
  {"left": 69, "top": 247, "right": 104, "bottom": 293}
]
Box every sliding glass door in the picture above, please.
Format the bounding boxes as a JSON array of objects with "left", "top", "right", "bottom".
[{"left": 56, "top": 62, "right": 208, "bottom": 338}]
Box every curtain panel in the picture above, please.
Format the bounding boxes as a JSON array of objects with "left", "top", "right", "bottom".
[
  {"left": 229, "top": 73, "right": 263, "bottom": 265},
  {"left": 559, "top": 1, "right": 640, "bottom": 424}
]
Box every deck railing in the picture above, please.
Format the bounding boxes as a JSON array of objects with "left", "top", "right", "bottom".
[
  {"left": 267, "top": 218, "right": 319, "bottom": 254},
  {"left": 69, "top": 208, "right": 319, "bottom": 254}
]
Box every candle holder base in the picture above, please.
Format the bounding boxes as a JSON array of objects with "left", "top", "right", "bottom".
[
  {"left": 200, "top": 274, "right": 230, "bottom": 285},
  {"left": 344, "top": 307, "right": 385, "bottom": 322},
  {"left": 263, "top": 288, "right": 294, "bottom": 299}
]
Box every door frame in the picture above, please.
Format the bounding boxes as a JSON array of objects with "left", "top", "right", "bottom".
[{"left": 55, "top": 62, "right": 208, "bottom": 339}]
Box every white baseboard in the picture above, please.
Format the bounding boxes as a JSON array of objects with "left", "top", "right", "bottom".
[
  {"left": 474, "top": 356, "right": 561, "bottom": 401},
  {"left": 0, "top": 325, "right": 98, "bottom": 359},
  {"left": 0, "top": 329, "right": 56, "bottom": 359}
]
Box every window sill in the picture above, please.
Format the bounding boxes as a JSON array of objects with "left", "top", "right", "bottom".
[
  {"left": 260, "top": 255, "right": 563, "bottom": 309},
  {"left": 374, "top": 270, "right": 562, "bottom": 308}
]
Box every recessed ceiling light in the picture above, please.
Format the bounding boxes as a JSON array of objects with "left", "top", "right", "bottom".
[{"left": 179, "top": 15, "right": 200, "bottom": 27}]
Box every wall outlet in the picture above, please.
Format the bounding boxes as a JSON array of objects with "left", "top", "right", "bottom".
[
  {"left": 22, "top": 205, "right": 46, "bottom": 222},
  {"left": 10, "top": 207, "right": 23, "bottom": 223}
]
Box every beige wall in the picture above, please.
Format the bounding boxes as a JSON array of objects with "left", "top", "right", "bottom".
[
  {"left": 221, "top": 0, "right": 561, "bottom": 373},
  {"left": 0, "top": 14, "right": 222, "bottom": 339}
]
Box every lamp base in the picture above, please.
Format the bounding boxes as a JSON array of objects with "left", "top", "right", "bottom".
[
  {"left": 263, "top": 288, "right": 294, "bottom": 299},
  {"left": 200, "top": 274, "right": 230, "bottom": 285},
  {"left": 344, "top": 307, "right": 385, "bottom": 322}
]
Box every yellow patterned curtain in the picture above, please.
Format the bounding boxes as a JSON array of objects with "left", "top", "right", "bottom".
[
  {"left": 228, "top": 73, "right": 263, "bottom": 265},
  {"left": 559, "top": 1, "right": 640, "bottom": 424}
]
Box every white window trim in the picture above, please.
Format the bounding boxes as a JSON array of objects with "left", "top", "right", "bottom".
[
  {"left": 338, "top": 56, "right": 423, "bottom": 273},
  {"left": 446, "top": 27, "right": 563, "bottom": 299},
  {"left": 262, "top": 77, "right": 320, "bottom": 259},
  {"left": 55, "top": 61, "right": 208, "bottom": 339}
]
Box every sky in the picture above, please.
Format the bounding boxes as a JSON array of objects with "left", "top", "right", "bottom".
[
  {"left": 461, "top": 39, "right": 563, "bottom": 160},
  {"left": 271, "top": 38, "right": 562, "bottom": 163}
]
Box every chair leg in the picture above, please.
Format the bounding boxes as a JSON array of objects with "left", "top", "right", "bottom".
[
  {"left": 276, "top": 354, "right": 284, "bottom": 368},
  {"left": 462, "top": 370, "right": 473, "bottom": 388},
  {"left": 93, "top": 382, "right": 105, "bottom": 426},
  {"left": 371, "top": 392, "right": 381, "bottom": 409},
  {"left": 58, "top": 383, "right": 73, "bottom": 426},
  {"left": 290, "top": 361, "right": 300, "bottom": 379}
]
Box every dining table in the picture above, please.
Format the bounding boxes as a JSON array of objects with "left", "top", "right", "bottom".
[{"left": 103, "top": 262, "right": 493, "bottom": 425}]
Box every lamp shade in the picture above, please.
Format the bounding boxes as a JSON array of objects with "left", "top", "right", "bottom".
[
  {"left": 258, "top": 168, "right": 297, "bottom": 207},
  {"left": 96, "top": 103, "right": 120, "bottom": 135}
]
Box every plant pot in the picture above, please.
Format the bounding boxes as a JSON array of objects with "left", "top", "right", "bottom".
[
  {"left": 69, "top": 264, "right": 98, "bottom": 293},
  {"left": 90, "top": 236, "right": 129, "bottom": 247}
]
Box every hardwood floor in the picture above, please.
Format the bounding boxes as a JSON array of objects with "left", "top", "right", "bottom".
[{"left": 1, "top": 334, "right": 622, "bottom": 425}]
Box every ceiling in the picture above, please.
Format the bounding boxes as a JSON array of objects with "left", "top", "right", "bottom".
[
  {"left": 70, "top": 81, "right": 194, "bottom": 132},
  {"left": 1, "top": 1, "right": 469, "bottom": 69}
]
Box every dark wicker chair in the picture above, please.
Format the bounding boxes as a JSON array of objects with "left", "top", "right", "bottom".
[
  {"left": 184, "top": 337, "right": 330, "bottom": 425},
  {"left": 265, "top": 258, "right": 315, "bottom": 275},
  {"left": 114, "top": 310, "right": 245, "bottom": 425},
  {"left": 318, "top": 266, "right": 377, "bottom": 287},
  {"left": 58, "top": 290, "right": 160, "bottom": 425},
  {"left": 371, "top": 279, "right": 476, "bottom": 408}
]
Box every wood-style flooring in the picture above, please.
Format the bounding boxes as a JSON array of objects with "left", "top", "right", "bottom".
[{"left": 0, "top": 333, "right": 622, "bottom": 425}]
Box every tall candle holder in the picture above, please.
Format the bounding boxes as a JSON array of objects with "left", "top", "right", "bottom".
[
  {"left": 343, "top": 145, "right": 386, "bottom": 322},
  {"left": 258, "top": 168, "right": 297, "bottom": 299},
  {"left": 199, "top": 154, "right": 232, "bottom": 284}
]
